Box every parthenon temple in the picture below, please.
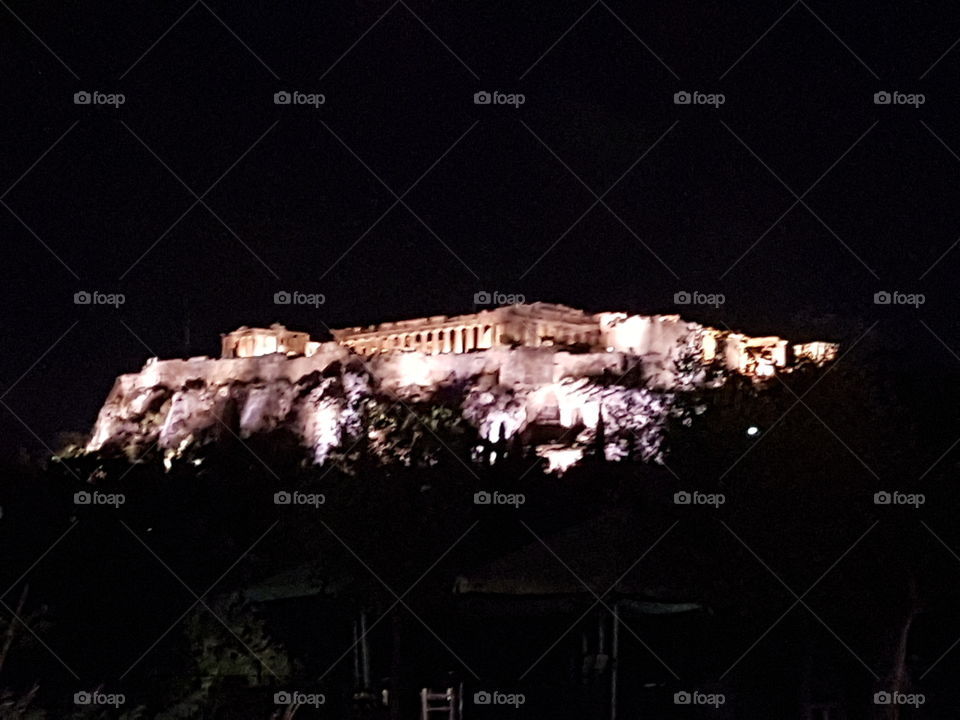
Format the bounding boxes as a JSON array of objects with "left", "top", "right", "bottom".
[{"left": 330, "top": 303, "right": 601, "bottom": 356}]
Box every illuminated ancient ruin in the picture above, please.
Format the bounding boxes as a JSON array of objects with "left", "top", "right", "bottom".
[
  {"left": 330, "top": 303, "right": 601, "bottom": 356},
  {"left": 224, "top": 303, "right": 836, "bottom": 379},
  {"left": 85, "top": 304, "right": 837, "bottom": 470},
  {"left": 221, "top": 323, "right": 321, "bottom": 359}
]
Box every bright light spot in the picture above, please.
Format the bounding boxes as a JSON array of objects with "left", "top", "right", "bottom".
[
  {"left": 537, "top": 445, "right": 584, "bottom": 474},
  {"left": 746, "top": 425, "right": 760, "bottom": 437},
  {"left": 395, "top": 352, "right": 431, "bottom": 386},
  {"left": 755, "top": 362, "right": 775, "bottom": 377}
]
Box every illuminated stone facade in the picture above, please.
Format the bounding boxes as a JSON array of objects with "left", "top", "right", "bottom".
[
  {"left": 328, "top": 303, "right": 834, "bottom": 379},
  {"left": 221, "top": 323, "right": 321, "bottom": 359},
  {"left": 330, "top": 303, "right": 601, "bottom": 357},
  {"left": 215, "top": 305, "right": 836, "bottom": 381},
  {"left": 793, "top": 341, "right": 838, "bottom": 365}
]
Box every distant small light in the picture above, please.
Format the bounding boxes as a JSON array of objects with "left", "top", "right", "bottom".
[{"left": 746, "top": 425, "right": 760, "bottom": 437}]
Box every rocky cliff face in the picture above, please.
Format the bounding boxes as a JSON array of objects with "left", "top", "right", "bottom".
[{"left": 85, "top": 344, "right": 683, "bottom": 471}]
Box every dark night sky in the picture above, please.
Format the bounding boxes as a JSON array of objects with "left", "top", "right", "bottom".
[{"left": 2, "top": 0, "right": 960, "bottom": 455}]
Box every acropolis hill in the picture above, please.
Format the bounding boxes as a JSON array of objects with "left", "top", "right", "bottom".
[{"left": 86, "top": 303, "right": 836, "bottom": 471}]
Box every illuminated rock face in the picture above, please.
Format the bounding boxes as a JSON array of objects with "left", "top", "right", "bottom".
[
  {"left": 461, "top": 377, "right": 673, "bottom": 464},
  {"left": 85, "top": 305, "right": 837, "bottom": 470},
  {"left": 86, "top": 345, "right": 354, "bottom": 459}
]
